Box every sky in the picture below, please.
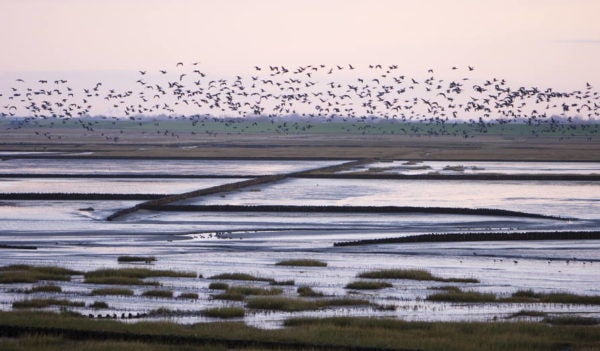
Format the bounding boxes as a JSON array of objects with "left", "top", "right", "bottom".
[{"left": 0, "top": 0, "right": 599, "bottom": 89}]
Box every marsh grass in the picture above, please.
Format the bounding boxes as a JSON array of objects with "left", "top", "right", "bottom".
[
  {"left": 275, "top": 259, "right": 327, "bottom": 267},
  {"left": 142, "top": 290, "right": 174, "bottom": 298},
  {"left": 508, "top": 290, "right": 600, "bottom": 305},
  {"left": 209, "top": 273, "right": 274, "bottom": 283},
  {"left": 117, "top": 256, "right": 157, "bottom": 263},
  {"left": 0, "top": 265, "right": 79, "bottom": 284},
  {"left": 358, "top": 269, "right": 478, "bottom": 283},
  {"left": 201, "top": 307, "right": 245, "bottom": 319},
  {"left": 1, "top": 311, "right": 600, "bottom": 351},
  {"left": 345, "top": 281, "right": 392, "bottom": 290},
  {"left": 178, "top": 293, "right": 198, "bottom": 299},
  {"left": 88, "top": 301, "right": 109, "bottom": 309},
  {"left": 507, "top": 310, "right": 548, "bottom": 319},
  {"left": 246, "top": 297, "right": 372, "bottom": 312},
  {"left": 12, "top": 299, "right": 85, "bottom": 309},
  {"left": 91, "top": 288, "right": 134, "bottom": 296},
  {"left": 427, "top": 288, "right": 600, "bottom": 305},
  {"left": 269, "top": 280, "right": 295, "bottom": 286},
  {"left": 297, "top": 286, "right": 324, "bottom": 297},
  {"left": 214, "top": 286, "right": 283, "bottom": 301},
  {"left": 27, "top": 285, "right": 62, "bottom": 293},
  {"left": 427, "top": 290, "right": 497, "bottom": 303},
  {"left": 208, "top": 282, "right": 229, "bottom": 290},
  {"left": 0, "top": 335, "right": 225, "bottom": 351},
  {"left": 544, "top": 316, "right": 600, "bottom": 325}
]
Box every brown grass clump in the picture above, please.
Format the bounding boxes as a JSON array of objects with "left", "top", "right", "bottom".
[
  {"left": 358, "top": 269, "right": 478, "bottom": 283},
  {"left": 345, "top": 281, "right": 392, "bottom": 290},
  {"left": 0, "top": 265, "right": 79, "bottom": 284},
  {"left": 91, "top": 288, "right": 134, "bottom": 296},
  {"left": 275, "top": 259, "right": 327, "bottom": 267},
  {"left": 12, "top": 299, "right": 85, "bottom": 309}
]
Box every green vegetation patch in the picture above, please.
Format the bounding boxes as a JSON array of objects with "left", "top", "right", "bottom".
[
  {"left": 91, "top": 288, "right": 134, "bottom": 296},
  {"left": 178, "top": 293, "right": 199, "bottom": 299},
  {"left": 209, "top": 273, "right": 274, "bottom": 282},
  {"left": 0, "top": 265, "right": 79, "bottom": 284},
  {"left": 12, "top": 298, "right": 85, "bottom": 309},
  {"left": 117, "top": 256, "right": 157, "bottom": 263},
  {"left": 544, "top": 316, "right": 600, "bottom": 325},
  {"left": 345, "top": 281, "right": 393, "bottom": 290},
  {"left": 507, "top": 310, "right": 548, "bottom": 319},
  {"left": 201, "top": 307, "right": 245, "bottom": 319},
  {"left": 208, "top": 282, "right": 229, "bottom": 290},
  {"left": 246, "top": 297, "right": 372, "bottom": 312},
  {"left": 142, "top": 290, "right": 174, "bottom": 298},
  {"left": 269, "top": 280, "right": 295, "bottom": 286},
  {"left": 275, "top": 259, "right": 327, "bottom": 267},
  {"left": 214, "top": 286, "right": 283, "bottom": 301},
  {"left": 1, "top": 311, "right": 600, "bottom": 351},
  {"left": 88, "top": 301, "right": 109, "bottom": 309},
  {"left": 297, "top": 286, "right": 324, "bottom": 297},
  {"left": 427, "top": 288, "right": 600, "bottom": 305},
  {"left": 358, "top": 269, "right": 479, "bottom": 283}
]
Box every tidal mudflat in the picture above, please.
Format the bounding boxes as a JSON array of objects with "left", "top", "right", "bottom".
[{"left": 1, "top": 156, "right": 599, "bottom": 334}]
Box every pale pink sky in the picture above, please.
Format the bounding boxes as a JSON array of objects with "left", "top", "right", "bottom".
[{"left": 1, "top": 0, "right": 599, "bottom": 89}]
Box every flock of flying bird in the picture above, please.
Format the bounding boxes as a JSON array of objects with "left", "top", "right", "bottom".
[{"left": 1, "top": 62, "right": 599, "bottom": 141}]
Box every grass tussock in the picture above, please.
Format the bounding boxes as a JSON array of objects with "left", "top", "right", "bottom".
[
  {"left": 209, "top": 273, "right": 274, "bottom": 282},
  {"left": 88, "top": 301, "right": 109, "bottom": 309},
  {"left": 214, "top": 286, "right": 283, "bottom": 301},
  {"left": 0, "top": 265, "right": 79, "bottom": 284},
  {"left": 246, "top": 296, "right": 371, "bottom": 312},
  {"left": 345, "top": 281, "right": 392, "bottom": 290},
  {"left": 208, "top": 282, "right": 229, "bottom": 290},
  {"left": 178, "top": 292, "right": 198, "bottom": 299},
  {"left": 201, "top": 307, "right": 245, "bottom": 319},
  {"left": 91, "top": 288, "right": 134, "bottom": 296},
  {"left": 275, "top": 259, "right": 327, "bottom": 267},
  {"left": 117, "top": 256, "right": 157, "bottom": 263},
  {"left": 427, "top": 290, "right": 497, "bottom": 303},
  {"left": 142, "top": 290, "right": 174, "bottom": 298},
  {"left": 12, "top": 298, "right": 85, "bottom": 309},
  {"left": 270, "top": 280, "right": 295, "bottom": 286},
  {"left": 297, "top": 286, "right": 324, "bottom": 297},
  {"left": 358, "top": 269, "right": 478, "bottom": 283},
  {"left": 27, "top": 285, "right": 62, "bottom": 293}
]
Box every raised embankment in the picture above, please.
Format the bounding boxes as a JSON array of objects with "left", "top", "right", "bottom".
[
  {"left": 333, "top": 231, "right": 600, "bottom": 247},
  {"left": 141, "top": 204, "right": 568, "bottom": 221},
  {"left": 106, "top": 159, "right": 371, "bottom": 221}
]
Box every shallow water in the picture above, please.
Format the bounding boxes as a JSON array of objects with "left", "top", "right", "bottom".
[
  {"left": 0, "top": 159, "right": 341, "bottom": 175},
  {"left": 1, "top": 158, "right": 599, "bottom": 327},
  {"left": 0, "top": 178, "right": 246, "bottom": 194},
  {"left": 343, "top": 160, "right": 600, "bottom": 175},
  {"left": 178, "top": 178, "right": 600, "bottom": 219}
]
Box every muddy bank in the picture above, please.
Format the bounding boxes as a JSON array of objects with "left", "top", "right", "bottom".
[
  {"left": 141, "top": 204, "right": 568, "bottom": 221},
  {"left": 334, "top": 231, "right": 600, "bottom": 246}
]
